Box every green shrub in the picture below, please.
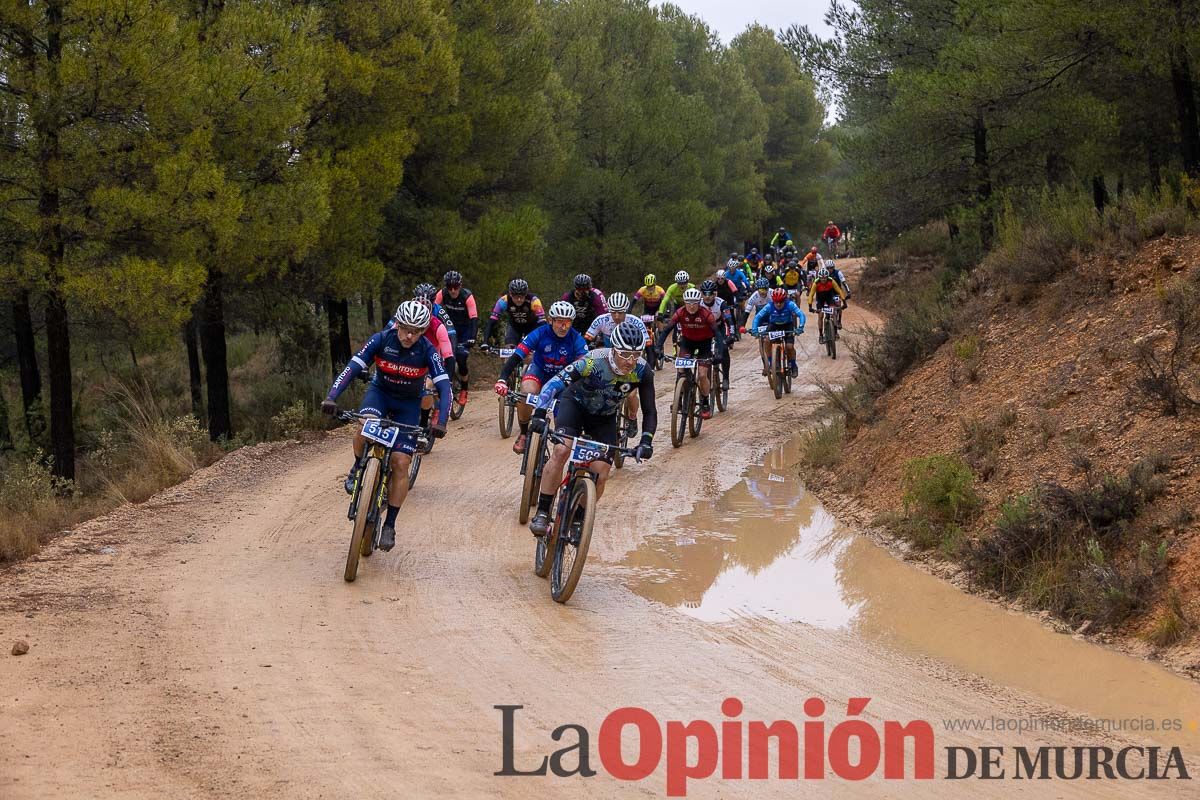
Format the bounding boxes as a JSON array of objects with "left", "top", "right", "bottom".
[
  {"left": 901, "top": 455, "right": 980, "bottom": 526},
  {"left": 800, "top": 418, "right": 845, "bottom": 470},
  {"left": 966, "top": 456, "right": 1173, "bottom": 626}
]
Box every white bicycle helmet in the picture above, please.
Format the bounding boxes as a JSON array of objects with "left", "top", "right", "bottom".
[
  {"left": 682, "top": 287, "right": 702, "bottom": 303},
  {"left": 716, "top": 269, "right": 726, "bottom": 279},
  {"left": 674, "top": 270, "right": 690, "bottom": 284},
  {"left": 606, "top": 291, "right": 630, "bottom": 313},
  {"left": 548, "top": 300, "right": 577, "bottom": 320},
  {"left": 609, "top": 319, "right": 646, "bottom": 351},
  {"left": 824, "top": 259, "right": 836, "bottom": 269},
  {"left": 394, "top": 300, "right": 431, "bottom": 329}
]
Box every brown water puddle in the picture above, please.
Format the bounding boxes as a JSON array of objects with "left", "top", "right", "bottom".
[{"left": 621, "top": 439, "right": 1200, "bottom": 748}]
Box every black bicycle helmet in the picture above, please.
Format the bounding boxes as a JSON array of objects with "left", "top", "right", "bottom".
[
  {"left": 508, "top": 278, "right": 529, "bottom": 295},
  {"left": 700, "top": 279, "right": 718, "bottom": 293},
  {"left": 574, "top": 273, "right": 592, "bottom": 289},
  {"left": 610, "top": 319, "right": 646, "bottom": 351},
  {"left": 755, "top": 277, "right": 770, "bottom": 289},
  {"left": 414, "top": 282, "right": 437, "bottom": 301},
  {"left": 443, "top": 270, "right": 463, "bottom": 287}
]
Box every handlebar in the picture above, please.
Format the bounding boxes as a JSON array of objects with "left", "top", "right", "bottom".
[
  {"left": 335, "top": 410, "right": 423, "bottom": 432},
  {"left": 544, "top": 428, "right": 642, "bottom": 463}
]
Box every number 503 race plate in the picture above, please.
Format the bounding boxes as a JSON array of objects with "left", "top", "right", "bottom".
[
  {"left": 361, "top": 419, "right": 401, "bottom": 448},
  {"left": 569, "top": 438, "right": 607, "bottom": 464},
  {"left": 768, "top": 330, "right": 786, "bottom": 340}
]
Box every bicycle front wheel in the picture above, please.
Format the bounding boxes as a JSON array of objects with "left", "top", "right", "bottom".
[
  {"left": 519, "top": 429, "right": 543, "bottom": 525},
  {"left": 825, "top": 317, "right": 837, "bottom": 359},
  {"left": 772, "top": 346, "right": 784, "bottom": 400},
  {"left": 551, "top": 477, "right": 596, "bottom": 603},
  {"left": 345, "top": 457, "right": 382, "bottom": 582},
  {"left": 688, "top": 383, "right": 702, "bottom": 438},
  {"left": 671, "top": 378, "right": 686, "bottom": 447}
]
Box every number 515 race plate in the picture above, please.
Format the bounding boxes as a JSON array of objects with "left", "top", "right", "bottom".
[{"left": 361, "top": 419, "right": 401, "bottom": 448}]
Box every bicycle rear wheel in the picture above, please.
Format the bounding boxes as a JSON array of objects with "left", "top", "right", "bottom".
[
  {"left": 551, "top": 478, "right": 596, "bottom": 603},
  {"left": 345, "top": 457, "right": 381, "bottom": 582},
  {"left": 613, "top": 417, "right": 627, "bottom": 470},
  {"left": 714, "top": 367, "right": 727, "bottom": 412},
  {"left": 407, "top": 448, "right": 422, "bottom": 490},
  {"left": 450, "top": 395, "right": 465, "bottom": 421},
  {"left": 519, "top": 429, "right": 543, "bottom": 525},
  {"left": 688, "top": 383, "right": 702, "bottom": 438}
]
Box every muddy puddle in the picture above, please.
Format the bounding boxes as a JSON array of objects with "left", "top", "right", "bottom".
[{"left": 620, "top": 438, "right": 1200, "bottom": 748}]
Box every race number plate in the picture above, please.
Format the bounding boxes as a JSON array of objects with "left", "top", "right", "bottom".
[
  {"left": 822, "top": 306, "right": 836, "bottom": 315},
  {"left": 498, "top": 348, "right": 516, "bottom": 358},
  {"left": 361, "top": 419, "right": 401, "bottom": 448},
  {"left": 675, "top": 357, "right": 697, "bottom": 369},
  {"left": 768, "top": 473, "right": 787, "bottom": 483},
  {"left": 569, "top": 437, "right": 607, "bottom": 465},
  {"left": 768, "top": 330, "right": 786, "bottom": 340},
  {"left": 641, "top": 315, "right": 656, "bottom": 325}
]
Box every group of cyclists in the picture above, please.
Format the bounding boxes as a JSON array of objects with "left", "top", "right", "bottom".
[{"left": 321, "top": 224, "right": 852, "bottom": 550}]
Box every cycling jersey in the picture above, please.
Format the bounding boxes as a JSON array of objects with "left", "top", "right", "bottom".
[
  {"left": 807, "top": 278, "right": 847, "bottom": 307},
  {"left": 424, "top": 316, "right": 454, "bottom": 359},
  {"left": 328, "top": 327, "right": 451, "bottom": 423},
  {"left": 829, "top": 269, "right": 851, "bottom": 296},
  {"left": 745, "top": 289, "right": 772, "bottom": 318},
  {"left": 484, "top": 294, "right": 545, "bottom": 342},
  {"left": 823, "top": 225, "right": 842, "bottom": 241},
  {"left": 770, "top": 229, "right": 794, "bottom": 247},
  {"left": 537, "top": 351, "right": 658, "bottom": 433},
  {"left": 752, "top": 301, "right": 806, "bottom": 333},
  {"left": 659, "top": 304, "right": 722, "bottom": 344},
  {"left": 728, "top": 269, "right": 750, "bottom": 294},
  {"left": 434, "top": 288, "right": 478, "bottom": 342},
  {"left": 781, "top": 263, "right": 805, "bottom": 289},
  {"left": 658, "top": 282, "right": 695, "bottom": 316},
  {"left": 501, "top": 323, "right": 588, "bottom": 387},
  {"left": 561, "top": 288, "right": 608, "bottom": 333},
  {"left": 634, "top": 285, "right": 666, "bottom": 315},
  {"left": 585, "top": 313, "right": 648, "bottom": 346}
]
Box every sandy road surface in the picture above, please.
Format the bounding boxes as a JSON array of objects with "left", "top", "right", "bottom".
[{"left": 2, "top": 280, "right": 1195, "bottom": 798}]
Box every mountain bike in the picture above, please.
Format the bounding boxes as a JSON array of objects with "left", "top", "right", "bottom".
[
  {"left": 642, "top": 315, "right": 665, "bottom": 370},
  {"left": 530, "top": 428, "right": 639, "bottom": 603},
  {"left": 406, "top": 407, "right": 438, "bottom": 490},
  {"left": 336, "top": 411, "right": 422, "bottom": 583},
  {"left": 508, "top": 391, "right": 552, "bottom": 524},
  {"left": 666, "top": 353, "right": 711, "bottom": 447},
  {"left": 762, "top": 329, "right": 793, "bottom": 399},
  {"left": 481, "top": 344, "right": 522, "bottom": 438},
  {"left": 711, "top": 355, "right": 728, "bottom": 413},
  {"left": 818, "top": 299, "right": 841, "bottom": 360}
]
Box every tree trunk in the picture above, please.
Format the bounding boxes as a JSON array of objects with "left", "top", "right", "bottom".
[
  {"left": 0, "top": 380, "right": 13, "bottom": 452},
  {"left": 199, "top": 269, "right": 232, "bottom": 441},
  {"left": 12, "top": 290, "right": 46, "bottom": 444},
  {"left": 1092, "top": 175, "right": 1109, "bottom": 213},
  {"left": 184, "top": 315, "right": 204, "bottom": 422},
  {"left": 34, "top": 0, "right": 74, "bottom": 482},
  {"left": 973, "top": 111, "right": 993, "bottom": 249},
  {"left": 324, "top": 295, "right": 352, "bottom": 380},
  {"left": 1169, "top": 45, "right": 1200, "bottom": 177},
  {"left": 366, "top": 296, "right": 375, "bottom": 330}
]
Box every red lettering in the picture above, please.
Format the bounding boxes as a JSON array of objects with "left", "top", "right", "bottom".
[
  {"left": 598, "top": 707, "right": 661, "bottom": 781},
  {"left": 665, "top": 720, "right": 718, "bottom": 797},
  {"left": 748, "top": 721, "right": 799, "bottom": 779},
  {"left": 884, "top": 720, "right": 934, "bottom": 779}
]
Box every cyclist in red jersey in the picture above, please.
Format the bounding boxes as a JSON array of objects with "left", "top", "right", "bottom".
[{"left": 654, "top": 287, "right": 726, "bottom": 419}]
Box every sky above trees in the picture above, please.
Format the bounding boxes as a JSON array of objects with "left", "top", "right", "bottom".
[{"left": 661, "top": 0, "right": 835, "bottom": 42}]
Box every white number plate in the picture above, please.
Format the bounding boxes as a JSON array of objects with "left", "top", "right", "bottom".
[
  {"left": 569, "top": 437, "right": 607, "bottom": 464},
  {"left": 822, "top": 306, "right": 836, "bottom": 315},
  {"left": 641, "top": 315, "right": 656, "bottom": 324},
  {"left": 498, "top": 347, "right": 516, "bottom": 358},
  {"left": 769, "top": 473, "right": 786, "bottom": 483},
  {"left": 676, "top": 357, "right": 697, "bottom": 369},
  {"left": 524, "top": 392, "right": 540, "bottom": 408},
  {"left": 361, "top": 419, "right": 401, "bottom": 448},
  {"left": 768, "top": 330, "right": 786, "bottom": 340}
]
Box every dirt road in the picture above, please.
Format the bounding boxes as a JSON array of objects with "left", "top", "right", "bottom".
[{"left": 2, "top": 285, "right": 1196, "bottom": 797}]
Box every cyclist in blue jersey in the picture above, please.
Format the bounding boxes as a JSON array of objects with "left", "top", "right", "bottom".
[
  {"left": 751, "top": 288, "right": 806, "bottom": 378},
  {"left": 321, "top": 301, "right": 450, "bottom": 551},
  {"left": 494, "top": 301, "right": 588, "bottom": 455},
  {"left": 527, "top": 321, "right": 657, "bottom": 536}
]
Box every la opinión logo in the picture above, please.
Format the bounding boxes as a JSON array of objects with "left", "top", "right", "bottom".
[{"left": 495, "top": 698, "right": 1191, "bottom": 796}]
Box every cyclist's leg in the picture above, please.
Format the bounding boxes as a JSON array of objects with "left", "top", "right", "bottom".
[
  {"left": 581, "top": 411, "right": 618, "bottom": 500},
  {"left": 517, "top": 370, "right": 544, "bottom": 434},
  {"left": 383, "top": 398, "right": 421, "bottom": 517}
]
